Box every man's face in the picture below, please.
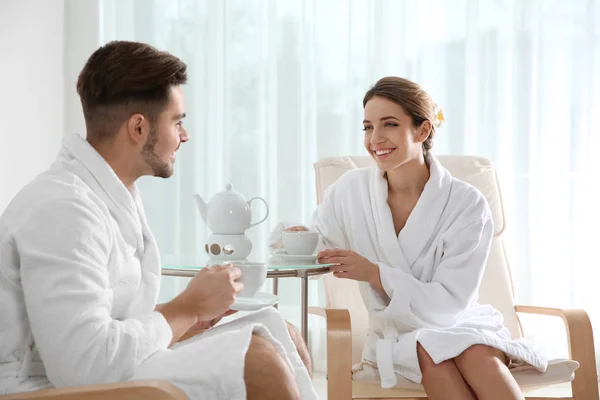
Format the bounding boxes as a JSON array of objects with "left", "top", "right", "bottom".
[{"left": 141, "top": 86, "right": 188, "bottom": 178}]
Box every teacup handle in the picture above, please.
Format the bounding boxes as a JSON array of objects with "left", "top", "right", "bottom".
[{"left": 248, "top": 197, "right": 269, "bottom": 228}]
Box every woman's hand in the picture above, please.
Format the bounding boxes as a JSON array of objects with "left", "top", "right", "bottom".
[
  {"left": 318, "top": 248, "right": 387, "bottom": 296},
  {"left": 317, "top": 249, "right": 379, "bottom": 284},
  {"left": 284, "top": 226, "right": 309, "bottom": 232}
]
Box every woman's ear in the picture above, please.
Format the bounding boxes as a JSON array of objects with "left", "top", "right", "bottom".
[{"left": 416, "top": 120, "right": 433, "bottom": 143}]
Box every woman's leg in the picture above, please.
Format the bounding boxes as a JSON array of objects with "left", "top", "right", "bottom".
[
  {"left": 454, "top": 344, "right": 523, "bottom": 400},
  {"left": 417, "top": 343, "right": 476, "bottom": 400}
]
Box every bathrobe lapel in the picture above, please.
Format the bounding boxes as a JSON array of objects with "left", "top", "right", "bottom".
[
  {"left": 131, "top": 186, "right": 162, "bottom": 277},
  {"left": 369, "top": 157, "right": 452, "bottom": 274},
  {"left": 398, "top": 157, "right": 452, "bottom": 270},
  {"left": 369, "top": 168, "right": 412, "bottom": 274}
]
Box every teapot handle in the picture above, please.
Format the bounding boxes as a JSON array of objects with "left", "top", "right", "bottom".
[{"left": 248, "top": 197, "right": 269, "bottom": 228}]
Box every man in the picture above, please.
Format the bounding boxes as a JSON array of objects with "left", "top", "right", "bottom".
[{"left": 0, "top": 41, "right": 316, "bottom": 400}]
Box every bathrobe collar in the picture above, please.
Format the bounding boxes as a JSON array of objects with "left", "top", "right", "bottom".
[
  {"left": 61, "top": 134, "right": 147, "bottom": 258},
  {"left": 371, "top": 156, "right": 453, "bottom": 269}
]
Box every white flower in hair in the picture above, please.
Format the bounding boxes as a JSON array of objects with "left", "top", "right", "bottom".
[{"left": 434, "top": 107, "right": 445, "bottom": 129}]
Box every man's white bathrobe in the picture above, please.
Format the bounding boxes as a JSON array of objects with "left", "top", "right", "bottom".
[
  {"left": 310, "top": 157, "right": 547, "bottom": 388},
  {"left": 0, "top": 134, "right": 316, "bottom": 399}
]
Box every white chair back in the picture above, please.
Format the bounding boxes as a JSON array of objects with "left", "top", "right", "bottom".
[{"left": 314, "top": 155, "right": 523, "bottom": 365}]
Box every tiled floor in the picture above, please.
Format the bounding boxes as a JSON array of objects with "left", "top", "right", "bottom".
[{"left": 312, "top": 374, "right": 575, "bottom": 399}]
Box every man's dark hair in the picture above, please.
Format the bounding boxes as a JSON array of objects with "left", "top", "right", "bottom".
[{"left": 76, "top": 41, "right": 188, "bottom": 141}]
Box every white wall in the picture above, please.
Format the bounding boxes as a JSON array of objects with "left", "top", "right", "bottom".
[
  {"left": 64, "top": 0, "right": 103, "bottom": 137},
  {"left": 0, "top": 0, "right": 65, "bottom": 211}
]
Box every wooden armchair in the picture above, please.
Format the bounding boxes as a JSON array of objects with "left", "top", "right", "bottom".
[
  {"left": 1, "top": 380, "right": 186, "bottom": 400},
  {"left": 311, "top": 155, "right": 599, "bottom": 400}
]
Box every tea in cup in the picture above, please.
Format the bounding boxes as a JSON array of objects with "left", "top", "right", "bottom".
[
  {"left": 281, "top": 231, "right": 319, "bottom": 256},
  {"left": 232, "top": 261, "right": 267, "bottom": 297}
]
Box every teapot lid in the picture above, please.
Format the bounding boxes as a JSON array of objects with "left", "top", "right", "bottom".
[
  {"left": 211, "top": 183, "right": 246, "bottom": 202},
  {"left": 219, "top": 183, "right": 237, "bottom": 195}
]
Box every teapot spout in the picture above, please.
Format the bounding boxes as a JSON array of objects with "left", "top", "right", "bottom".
[{"left": 193, "top": 194, "right": 208, "bottom": 223}]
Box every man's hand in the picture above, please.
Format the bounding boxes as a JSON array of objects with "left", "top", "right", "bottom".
[
  {"left": 158, "top": 264, "right": 243, "bottom": 346},
  {"left": 188, "top": 309, "right": 238, "bottom": 332},
  {"left": 178, "top": 264, "right": 243, "bottom": 322}
]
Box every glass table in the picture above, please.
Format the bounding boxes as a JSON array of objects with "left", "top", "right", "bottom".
[{"left": 161, "top": 263, "right": 332, "bottom": 342}]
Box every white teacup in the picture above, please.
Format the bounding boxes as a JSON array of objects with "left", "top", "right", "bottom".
[
  {"left": 282, "top": 231, "right": 319, "bottom": 256},
  {"left": 232, "top": 261, "right": 267, "bottom": 298}
]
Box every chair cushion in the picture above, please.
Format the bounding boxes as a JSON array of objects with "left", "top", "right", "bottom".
[
  {"left": 351, "top": 359, "right": 578, "bottom": 397},
  {"left": 478, "top": 238, "right": 522, "bottom": 339},
  {"left": 514, "top": 359, "right": 579, "bottom": 391}
]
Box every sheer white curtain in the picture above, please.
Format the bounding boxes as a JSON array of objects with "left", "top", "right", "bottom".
[{"left": 99, "top": 0, "right": 600, "bottom": 370}]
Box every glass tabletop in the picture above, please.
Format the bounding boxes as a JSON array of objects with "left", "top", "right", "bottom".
[{"left": 162, "top": 263, "right": 334, "bottom": 271}]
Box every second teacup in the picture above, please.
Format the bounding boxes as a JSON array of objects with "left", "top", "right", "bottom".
[
  {"left": 232, "top": 261, "right": 267, "bottom": 298},
  {"left": 282, "top": 231, "right": 319, "bottom": 256}
]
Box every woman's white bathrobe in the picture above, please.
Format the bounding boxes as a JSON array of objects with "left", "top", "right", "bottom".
[
  {"left": 310, "top": 157, "right": 547, "bottom": 388},
  {"left": 0, "top": 134, "right": 316, "bottom": 399}
]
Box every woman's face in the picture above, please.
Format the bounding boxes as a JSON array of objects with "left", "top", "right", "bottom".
[{"left": 363, "top": 95, "right": 426, "bottom": 171}]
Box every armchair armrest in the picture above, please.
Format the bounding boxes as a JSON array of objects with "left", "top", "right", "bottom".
[
  {"left": 0, "top": 379, "right": 187, "bottom": 400},
  {"left": 308, "top": 307, "right": 352, "bottom": 400},
  {"left": 515, "top": 305, "right": 599, "bottom": 400}
]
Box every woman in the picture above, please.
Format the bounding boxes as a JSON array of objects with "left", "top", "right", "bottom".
[{"left": 278, "top": 77, "right": 547, "bottom": 399}]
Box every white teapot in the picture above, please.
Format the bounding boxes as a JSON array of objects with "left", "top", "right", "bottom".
[{"left": 193, "top": 183, "right": 269, "bottom": 234}]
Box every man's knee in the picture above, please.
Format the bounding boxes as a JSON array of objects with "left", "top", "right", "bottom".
[
  {"left": 245, "top": 334, "right": 300, "bottom": 400},
  {"left": 285, "top": 321, "right": 312, "bottom": 377},
  {"left": 285, "top": 320, "right": 303, "bottom": 349}
]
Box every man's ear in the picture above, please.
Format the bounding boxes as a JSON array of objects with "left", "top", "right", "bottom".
[{"left": 126, "top": 113, "right": 149, "bottom": 144}]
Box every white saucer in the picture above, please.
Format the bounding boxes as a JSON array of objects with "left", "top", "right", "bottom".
[
  {"left": 231, "top": 292, "right": 280, "bottom": 311},
  {"left": 269, "top": 250, "right": 318, "bottom": 263}
]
